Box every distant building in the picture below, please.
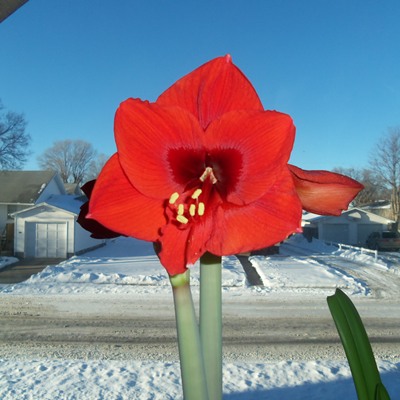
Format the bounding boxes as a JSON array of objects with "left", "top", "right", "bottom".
[
  {"left": 0, "top": 170, "right": 103, "bottom": 258},
  {"left": 360, "top": 200, "right": 392, "bottom": 220},
  {"left": 0, "top": 171, "right": 66, "bottom": 254},
  {"left": 13, "top": 194, "right": 103, "bottom": 259},
  {"left": 302, "top": 208, "right": 394, "bottom": 247}
]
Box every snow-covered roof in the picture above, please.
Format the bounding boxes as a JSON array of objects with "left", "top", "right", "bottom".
[
  {"left": 301, "top": 211, "right": 324, "bottom": 226},
  {"left": 12, "top": 194, "right": 86, "bottom": 216},
  {"left": 45, "top": 194, "right": 86, "bottom": 214},
  {"left": 362, "top": 200, "right": 391, "bottom": 210},
  {"left": 302, "top": 211, "right": 323, "bottom": 221},
  {"left": 303, "top": 208, "right": 394, "bottom": 224}
]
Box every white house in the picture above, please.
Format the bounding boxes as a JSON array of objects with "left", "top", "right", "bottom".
[
  {"left": 302, "top": 208, "right": 394, "bottom": 246},
  {"left": 13, "top": 194, "right": 104, "bottom": 259},
  {"left": 0, "top": 170, "right": 66, "bottom": 253}
]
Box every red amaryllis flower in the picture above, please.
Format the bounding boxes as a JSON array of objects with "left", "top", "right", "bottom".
[
  {"left": 155, "top": 55, "right": 363, "bottom": 215},
  {"left": 77, "top": 180, "right": 122, "bottom": 239},
  {"left": 84, "top": 55, "right": 363, "bottom": 275}
]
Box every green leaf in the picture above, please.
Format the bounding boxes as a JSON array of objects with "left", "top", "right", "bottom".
[
  {"left": 327, "top": 288, "right": 390, "bottom": 400},
  {"left": 375, "top": 383, "right": 391, "bottom": 400}
]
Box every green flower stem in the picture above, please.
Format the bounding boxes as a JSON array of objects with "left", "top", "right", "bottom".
[
  {"left": 170, "top": 270, "right": 209, "bottom": 400},
  {"left": 200, "top": 253, "right": 223, "bottom": 400}
]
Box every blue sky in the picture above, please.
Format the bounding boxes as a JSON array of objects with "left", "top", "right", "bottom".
[{"left": 1, "top": 1, "right": 400, "bottom": 171}]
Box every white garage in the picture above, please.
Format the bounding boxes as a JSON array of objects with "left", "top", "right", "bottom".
[
  {"left": 13, "top": 195, "right": 104, "bottom": 259},
  {"left": 304, "top": 208, "right": 394, "bottom": 246}
]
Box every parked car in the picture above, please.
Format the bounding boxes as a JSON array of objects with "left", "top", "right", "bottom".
[{"left": 366, "top": 231, "right": 400, "bottom": 251}]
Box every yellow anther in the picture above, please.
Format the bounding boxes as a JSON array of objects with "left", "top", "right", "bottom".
[
  {"left": 191, "top": 188, "right": 202, "bottom": 200},
  {"left": 198, "top": 202, "right": 205, "bottom": 216},
  {"left": 169, "top": 192, "right": 179, "bottom": 204},
  {"left": 177, "top": 215, "right": 189, "bottom": 224},
  {"left": 177, "top": 204, "right": 184, "bottom": 216},
  {"left": 189, "top": 204, "right": 196, "bottom": 217}
]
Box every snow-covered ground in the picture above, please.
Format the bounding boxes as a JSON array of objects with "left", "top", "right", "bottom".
[
  {"left": 0, "top": 235, "right": 399, "bottom": 399},
  {"left": 0, "top": 256, "right": 18, "bottom": 270}
]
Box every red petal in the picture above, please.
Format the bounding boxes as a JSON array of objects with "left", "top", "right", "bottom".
[
  {"left": 157, "top": 55, "right": 263, "bottom": 129},
  {"left": 88, "top": 154, "right": 165, "bottom": 241},
  {"left": 158, "top": 213, "right": 214, "bottom": 275},
  {"left": 157, "top": 224, "right": 191, "bottom": 275},
  {"left": 78, "top": 180, "right": 122, "bottom": 238},
  {"left": 288, "top": 165, "right": 364, "bottom": 215},
  {"left": 204, "top": 110, "right": 295, "bottom": 205},
  {"left": 186, "top": 214, "right": 215, "bottom": 264},
  {"left": 115, "top": 99, "right": 205, "bottom": 199},
  {"left": 78, "top": 179, "right": 123, "bottom": 238},
  {"left": 206, "top": 168, "right": 302, "bottom": 255},
  {"left": 78, "top": 200, "right": 122, "bottom": 239}
]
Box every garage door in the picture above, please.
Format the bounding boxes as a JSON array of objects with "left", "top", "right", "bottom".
[
  {"left": 25, "top": 222, "right": 67, "bottom": 258},
  {"left": 323, "top": 224, "right": 349, "bottom": 244}
]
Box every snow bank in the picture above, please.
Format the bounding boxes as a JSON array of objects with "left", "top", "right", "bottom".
[
  {"left": 1, "top": 238, "right": 246, "bottom": 295},
  {"left": 0, "top": 256, "right": 18, "bottom": 271},
  {"left": 2, "top": 235, "right": 398, "bottom": 298},
  {"left": 0, "top": 358, "right": 398, "bottom": 400}
]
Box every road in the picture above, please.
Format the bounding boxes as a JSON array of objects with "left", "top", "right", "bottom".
[
  {"left": 0, "top": 248, "right": 399, "bottom": 364},
  {"left": 0, "top": 292, "right": 399, "bottom": 363}
]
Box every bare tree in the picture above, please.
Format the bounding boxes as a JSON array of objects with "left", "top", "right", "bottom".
[
  {"left": 0, "top": 100, "right": 31, "bottom": 169},
  {"left": 86, "top": 153, "right": 109, "bottom": 180},
  {"left": 333, "top": 167, "right": 386, "bottom": 206},
  {"left": 369, "top": 127, "right": 400, "bottom": 224},
  {"left": 38, "top": 139, "right": 97, "bottom": 184}
]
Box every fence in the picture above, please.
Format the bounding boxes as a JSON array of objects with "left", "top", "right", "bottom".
[{"left": 324, "top": 241, "right": 378, "bottom": 261}]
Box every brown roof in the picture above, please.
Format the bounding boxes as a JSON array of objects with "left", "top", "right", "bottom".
[{"left": 0, "top": 170, "right": 57, "bottom": 204}]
